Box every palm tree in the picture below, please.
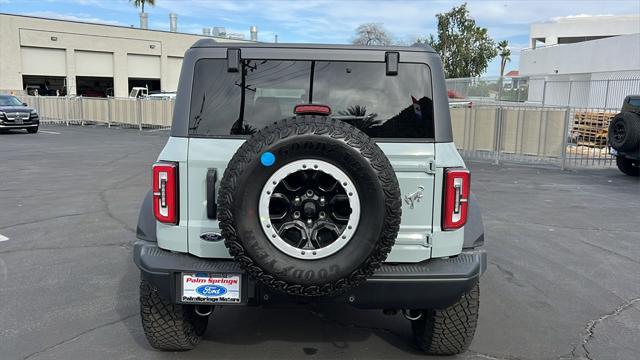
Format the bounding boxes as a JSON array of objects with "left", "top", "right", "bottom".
[
  {"left": 497, "top": 40, "right": 511, "bottom": 78},
  {"left": 130, "top": 0, "right": 155, "bottom": 14}
]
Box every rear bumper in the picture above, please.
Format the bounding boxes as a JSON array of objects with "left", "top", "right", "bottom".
[{"left": 133, "top": 240, "right": 486, "bottom": 309}]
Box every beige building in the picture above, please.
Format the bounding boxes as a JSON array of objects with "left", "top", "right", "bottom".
[{"left": 0, "top": 13, "right": 254, "bottom": 98}]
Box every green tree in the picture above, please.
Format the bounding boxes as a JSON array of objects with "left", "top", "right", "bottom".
[
  {"left": 416, "top": 3, "right": 497, "bottom": 78},
  {"left": 497, "top": 40, "right": 511, "bottom": 78},
  {"left": 130, "top": 0, "right": 155, "bottom": 13}
]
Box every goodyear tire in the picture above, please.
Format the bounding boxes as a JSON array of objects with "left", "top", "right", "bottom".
[
  {"left": 411, "top": 283, "right": 480, "bottom": 355},
  {"left": 140, "top": 280, "right": 208, "bottom": 351},
  {"left": 218, "top": 115, "right": 402, "bottom": 297},
  {"left": 608, "top": 112, "right": 640, "bottom": 152}
]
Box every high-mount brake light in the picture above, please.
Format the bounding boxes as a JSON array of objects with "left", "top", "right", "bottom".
[
  {"left": 442, "top": 168, "right": 470, "bottom": 230},
  {"left": 294, "top": 104, "right": 332, "bottom": 116},
  {"left": 152, "top": 162, "right": 178, "bottom": 225}
]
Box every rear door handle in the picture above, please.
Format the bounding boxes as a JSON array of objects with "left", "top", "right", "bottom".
[{"left": 206, "top": 169, "right": 217, "bottom": 219}]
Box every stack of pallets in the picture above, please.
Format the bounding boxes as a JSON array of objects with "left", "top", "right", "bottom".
[{"left": 572, "top": 111, "right": 615, "bottom": 147}]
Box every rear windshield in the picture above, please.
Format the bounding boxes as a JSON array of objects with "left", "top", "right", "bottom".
[{"left": 189, "top": 59, "right": 434, "bottom": 139}]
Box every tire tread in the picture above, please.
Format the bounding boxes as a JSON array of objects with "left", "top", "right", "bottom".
[
  {"left": 139, "top": 280, "right": 208, "bottom": 351},
  {"left": 217, "top": 115, "right": 402, "bottom": 297},
  {"left": 412, "top": 283, "right": 480, "bottom": 355}
]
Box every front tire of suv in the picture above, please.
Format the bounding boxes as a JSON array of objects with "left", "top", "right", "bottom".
[
  {"left": 616, "top": 156, "right": 640, "bottom": 177},
  {"left": 139, "top": 280, "right": 209, "bottom": 351},
  {"left": 411, "top": 283, "right": 479, "bottom": 355},
  {"left": 27, "top": 127, "right": 38, "bottom": 134}
]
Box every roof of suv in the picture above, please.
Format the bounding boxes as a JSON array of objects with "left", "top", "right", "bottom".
[{"left": 191, "top": 39, "right": 436, "bottom": 53}]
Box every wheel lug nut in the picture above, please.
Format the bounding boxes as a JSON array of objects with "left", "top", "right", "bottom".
[
  {"left": 319, "top": 211, "right": 326, "bottom": 219},
  {"left": 306, "top": 189, "right": 314, "bottom": 197},
  {"left": 320, "top": 197, "right": 326, "bottom": 206},
  {"left": 294, "top": 196, "right": 301, "bottom": 205},
  {"left": 293, "top": 211, "right": 300, "bottom": 219},
  {"left": 306, "top": 219, "right": 313, "bottom": 226}
]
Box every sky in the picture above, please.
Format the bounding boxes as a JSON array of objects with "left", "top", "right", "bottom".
[{"left": 1, "top": 0, "right": 638, "bottom": 76}]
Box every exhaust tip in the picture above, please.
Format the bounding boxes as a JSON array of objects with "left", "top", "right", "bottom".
[
  {"left": 402, "top": 309, "right": 422, "bottom": 321},
  {"left": 194, "top": 305, "right": 214, "bottom": 317}
]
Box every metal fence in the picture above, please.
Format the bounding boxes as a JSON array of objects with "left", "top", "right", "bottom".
[
  {"left": 22, "top": 95, "right": 174, "bottom": 129},
  {"left": 446, "top": 77, "right": 530, "bottom": 104},
  {"left": 450, "top": 102, "right": 618, "bottom": 168},
  {"left": 541, "top": 79, "right": 640, "bottom": 108},
  {"left": 445, "top": 76, "right": 640, "bottom": 109},
  {"left": 7, "top": 92, "right": 619, "bottom": 169}
]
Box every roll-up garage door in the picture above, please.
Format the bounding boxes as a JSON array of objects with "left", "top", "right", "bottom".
[
  {"left": 76, "top": 51, "right": 114, "bottom": 77},
  {"left": 127, "top": 54, "right": 161, "bottom": 78},
  {"left": 21, "top": 47, "right": 66, "bottom": 76}
]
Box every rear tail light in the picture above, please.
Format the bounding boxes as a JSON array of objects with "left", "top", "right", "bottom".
[
  {"left": 152, "top": 162, "right": 179, "bottom": 225},
  {"left": 442, "top": 168, "right": 470, "bottom": 230}
]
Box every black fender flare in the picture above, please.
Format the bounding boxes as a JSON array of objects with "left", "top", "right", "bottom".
[
  {"left": 463, "top": 193, "right": 484, "bottom": 249},
  {"left": 136, "top": 191, "right": 157, "bottom": 242}
]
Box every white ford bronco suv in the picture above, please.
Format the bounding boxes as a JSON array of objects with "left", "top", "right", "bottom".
[{"left": 133, "top": 41, "right": 486, "bottom": 355}]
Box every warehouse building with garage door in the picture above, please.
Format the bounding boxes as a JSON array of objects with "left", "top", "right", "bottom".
[{"left": 0, "top": 13, "right": 255, "bottom": 98}]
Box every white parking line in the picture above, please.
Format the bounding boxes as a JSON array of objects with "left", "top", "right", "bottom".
[
  {"left": 40, "top": 130, "right": 61, "bottom": 134},
  {"left": 0, "top": 234, "right": 9, "bottom": 242}
]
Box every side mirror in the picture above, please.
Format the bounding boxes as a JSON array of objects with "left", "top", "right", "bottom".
[{"left": 22, "top": 102, "right": 28, "bottom": 106}]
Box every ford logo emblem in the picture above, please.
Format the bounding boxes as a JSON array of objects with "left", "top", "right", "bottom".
[{"left": 195, "top": 284, "right": 227, "bottom": 297}]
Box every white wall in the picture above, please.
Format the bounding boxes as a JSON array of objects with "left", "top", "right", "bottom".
[
  {"left": 520, "top": 34, "right": 640, "bottom": 77},
  {"left": 166, "top": 56, "right": 183, "bottom": 92},
  {"left": 530, "top": 15, "right": 640, "bottom": 47}
]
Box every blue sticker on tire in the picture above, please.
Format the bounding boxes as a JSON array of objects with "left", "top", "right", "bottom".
[{"left": 260, "top": 152, "right": 276, "bottom": 166}]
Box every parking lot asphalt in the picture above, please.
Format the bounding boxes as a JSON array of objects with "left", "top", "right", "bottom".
[{"left": 0, "top": 125, "right": 638, "bottom": 360}]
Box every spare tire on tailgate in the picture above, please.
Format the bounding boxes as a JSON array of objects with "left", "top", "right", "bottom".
[{"left": 217, "top": 115, "right": 402, "bottom": 297}]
